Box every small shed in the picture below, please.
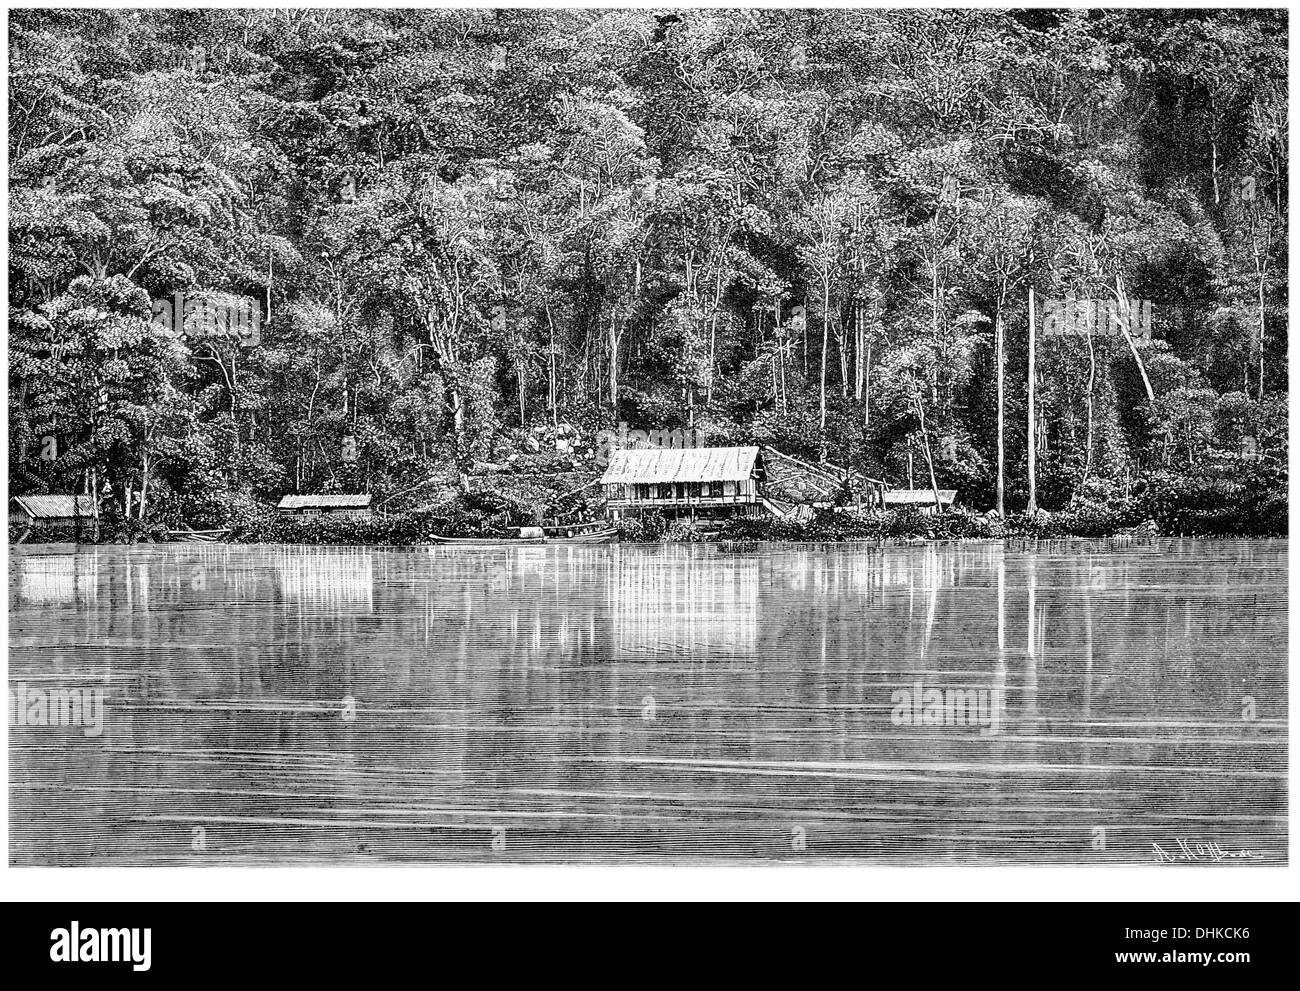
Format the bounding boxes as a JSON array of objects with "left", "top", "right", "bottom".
[
  {"left": 601, "top": 446, "right": 765, "bottom": 520},
  {"left": 10, "top": 495, "right": 95, "bottom": 526},
  {"left": 881, "top": 488, "right": 956, "bottom": 515},
  {"left": 276, "top": 494, "right": 372, "bottom": 517}
]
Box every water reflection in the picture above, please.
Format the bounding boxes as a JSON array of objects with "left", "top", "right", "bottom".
[
  {"left": 612, "top": 546, "right": 758, "bottom": 656},
  {"left": 14, "top": 549, "right": 98, "bottom": 607},
  {"left": 9, "top": 539, "right": 1286, "bottom": 864},
  {"left": 273, "top": 547, "right": 374, "bottom": 613}
]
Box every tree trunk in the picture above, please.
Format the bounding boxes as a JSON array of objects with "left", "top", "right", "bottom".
[
  {"left": 608, "top": 309, "right": 619, "bottom": 417},
  {"left": 90, "top": 468, "right": 101, "bottom": 541},
  {"left": 517, "top": 358, "right": 526, "bottom": 426},
  {"left": 838, "top": 301, "right": 849, "bottom": 399},
  {"left": 1113, "top": 276, "right": 1155, "bottom": 404},
  {"left": 544, "top": 304, "right": 559, "bottom": 427},
  {"left": 853, "top": 303, "right": 864, "bottom": 401},
  {"left": 863, "top": 323, "right": 872, "bottom": 430},
  {"left": 995, "top": 308, "right": 1005, "bottom": 517},
  {"left": 802, "top": 295, "right": 808, "bottom": 376},
  {"left": 1080, "top": 312, "right": 1096, "bottom": 492},
  {"left": 1211, "top": 138, "right": 1220, "bottom": 205},
  {"left": 776, "top": 298, "right": 788, "bottom": 414},
  {"left": 1027, "top": 286, "right": 1037, "bottom": 515},
  {"left": 450, "top": 386, "right": 465, "bottom": 446},
  {"left": 1257, "top": 267, "right": 1267, "bottom": 399},
  {"left": 139, "top": 454, "right": 151, "bottom": 522},
  {"left": 819, "top": 279, "right": 829, "bottom": 432},
  {"left": 707, "top": 269, "right": 724, "bottom": 407},
  {"left": 914, "top": 392, "right": 944, "bottom": 513}
]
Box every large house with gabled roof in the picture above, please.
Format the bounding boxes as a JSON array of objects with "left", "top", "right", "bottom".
[{"left": 600, "top": 446, "right": 766, "bottom": 520}]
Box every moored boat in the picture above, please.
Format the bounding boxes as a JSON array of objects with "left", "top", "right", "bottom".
[
  {"left": 549, "top": 527, "right": 617, "bottom": 543},
  {"left": 167, "top": 528, "right": 233, "bottom": 543},
  {"left": 427, "top": 533, "right": 547, "bottom": 545},
  {"left": 428, "top": 522, "right": 617, "bottom": 545}
]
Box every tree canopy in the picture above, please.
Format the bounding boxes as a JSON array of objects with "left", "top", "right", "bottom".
[{"left": 8, "top": 8, "right": 1288, "bottom": 528}]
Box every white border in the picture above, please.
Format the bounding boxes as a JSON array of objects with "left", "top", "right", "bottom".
[{"left": 2, "top": 0, "right": 1294, "bottom": 902}]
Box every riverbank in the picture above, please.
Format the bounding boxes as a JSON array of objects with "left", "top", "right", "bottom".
[{"left": 11, "top": 500, "right": 1285, "bottom": 546}]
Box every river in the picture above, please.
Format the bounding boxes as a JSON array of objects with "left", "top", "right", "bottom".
[{"left": 8, "top": 538, "right": 1286, "bottom": 864}]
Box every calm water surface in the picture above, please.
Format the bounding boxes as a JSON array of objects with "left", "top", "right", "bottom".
[{"left": 9, "top": 539, "right": 1286, "bottom": 864}]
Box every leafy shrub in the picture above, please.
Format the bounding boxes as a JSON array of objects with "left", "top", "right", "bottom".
[
  {"left": 613, "top": 510, "right": 672, "bottom": 542},
  {"left": 930, "top": 508, "right": 1003, "bottom": 539},
  {"left": 716, "top": 506, "right": 1002, "bottom": 542},
  {"left": 1146, "top": 467, "right": 1286, "bottom": 538},
  {"left": 226, "top": 506, "right": 508, "bottom": 544}
]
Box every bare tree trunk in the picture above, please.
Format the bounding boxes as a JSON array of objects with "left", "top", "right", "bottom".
[
  {"left": 608, "top": 309, "right": 619, "bottom": 417},
  {"left": 776, "top": 298, "right": 788, "bottom": 414},
  {"left": 139, "top": 453, "right": 151, "bottom": 522},
  {"left": 1211, "top": 138, "right": 1220, "bottom": 205},
  {"left": 1027, "top": 287, "right": 1037, "bottom": 514},
  {"left": 517, "top": 358, "right": 526, "bottom": 426},
  {"left": 995, "top": 308, "right": 1005, "bottom": 517},
  {"left": 1257, "top": 266, "right": 1267, "bottom": 399},
  {"left": 863, "top": 321, "right": 872, "bottom": 430},
  {"left": 713, "top": 270, "right": 725, "bottom": 403},
  {"left": 1080, "top": 312, "right": 1096, "bottom": 492},
  {"left": 931, "top": 259, "right": 944, "bottom": 405},
  {"left": 90, "top": 468, "right": 101, "bottom": 541},
  {"left": 545, "top": 304, "right": 558, "bottom": 427},
  {"left": 1113, "top": 276, "right": 1154, "bottom": 405},
  {"left": 837, "top": 300, "right": 849, "bottom": 399},
  {"left": 450, "top": 387, "right": 465, "bottom": 444},
  {"left": 914, "top": 391, "right": 944, "bottom": 513},
  {"left": 819, "top": 280, "right": 829, "bottom": 432},
  {"left": 853, "top": 303, "right": 864, "bottom": 401},
  {"left": 802, "top": 295, "right": 808, "bottom": 376}
]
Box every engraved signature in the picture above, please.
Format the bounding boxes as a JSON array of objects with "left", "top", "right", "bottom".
[{"left": 1152, "top": 839, "right": 1261, "bottom": 863}]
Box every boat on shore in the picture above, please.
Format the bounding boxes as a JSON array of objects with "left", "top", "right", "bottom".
[
  {"left": 427, "top": 533, "right": 545, "bottom": 545},
  {"left": 428, "top": 522, "right": 617, "bottom": 545},
  {"left": 166, "top": 528, "right": 233, "bottom": 543}
]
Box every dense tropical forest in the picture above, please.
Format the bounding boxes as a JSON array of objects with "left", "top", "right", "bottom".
[{"left": 7, "top": 8, "right": 1289, "bottom": 539}]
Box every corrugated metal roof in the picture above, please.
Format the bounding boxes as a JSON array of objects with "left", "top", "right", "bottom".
[
  {"left": 882, "top": 489, "right": 956, "bottom": 505},
  {"left": 11, "top": 495, "right": 95, "bottom": 519},
  {"left": 277, "top": 494, "right": 372, "bottom": 509},
  {"left": 601, "top": 446, "right": 761, "bottom": 485}
]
